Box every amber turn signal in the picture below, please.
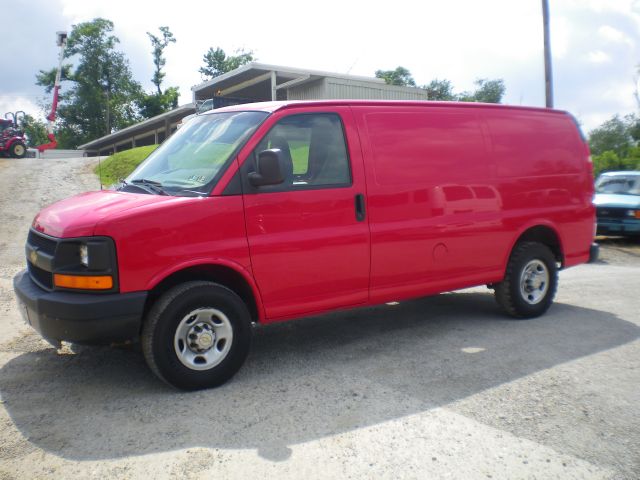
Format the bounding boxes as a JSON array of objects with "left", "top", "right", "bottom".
[{"left": 53, "top": 274, "right": 113, "bottom": 290}]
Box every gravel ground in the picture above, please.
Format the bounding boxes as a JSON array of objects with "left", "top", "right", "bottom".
[{"left": 0, "top": 156, "right": 639, "bottom": 479}]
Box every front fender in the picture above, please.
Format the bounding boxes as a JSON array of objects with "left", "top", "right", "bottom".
[{"left": 145, "top": 257, "right": 265, "bottom": 322}]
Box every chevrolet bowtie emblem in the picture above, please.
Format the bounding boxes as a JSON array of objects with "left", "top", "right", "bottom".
[{"left": 29, "top": 249, "right": 38, "bottom": 265}]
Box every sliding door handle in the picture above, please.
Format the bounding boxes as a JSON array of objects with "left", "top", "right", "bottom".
[{"left": 355, "top": 193, "right": 366, "bottom": 222}]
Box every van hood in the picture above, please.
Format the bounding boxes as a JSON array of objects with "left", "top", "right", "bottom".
[
  {"left": 32, "top": 190, "right": 179, "bottom": 238},
  {"left": 593, "top": 193, "right": 640, "bottom": 209}
]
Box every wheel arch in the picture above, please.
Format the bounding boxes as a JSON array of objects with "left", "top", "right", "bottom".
[
  {"left": 144, "top": 261, "right": 264, "bottom": 324},
  {"left": 506, "top": 223, "right": 565, "bottom": 269}
]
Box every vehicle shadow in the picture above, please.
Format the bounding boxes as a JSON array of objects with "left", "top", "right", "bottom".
[{"left": 1, "top": 291, "right": 638, "bottom": 462}]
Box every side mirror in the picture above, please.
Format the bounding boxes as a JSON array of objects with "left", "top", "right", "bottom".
[{"left": 248, "top": 149, "right": 285, "bottom": 187}]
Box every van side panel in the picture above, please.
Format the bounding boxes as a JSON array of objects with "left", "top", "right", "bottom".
[
  {"left": 353, "top": 104, "right": 593, "bottom": 303},
  {"left": 353, "top": 105, "right": 508, "bottom": 300},
  {"left": 485, "top": 111, "right": 594, "bottom": 267}
]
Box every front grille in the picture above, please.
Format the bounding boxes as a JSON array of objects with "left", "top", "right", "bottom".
[
  {"left": 26, "top": 230, "right": 58, "bottom": 290},
  {"left": 27, "top": 230, "right": 58, "bottom": 255},
  {"left": 28, "top": 262, "right": 53, "bottom": 290},
  {"left": 596, "top": 207, "right": 628, "bottom": 219}
]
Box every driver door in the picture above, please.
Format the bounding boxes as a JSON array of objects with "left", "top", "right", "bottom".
[{"left": 241, "top": 108, "right": 371, "bottom": 320}]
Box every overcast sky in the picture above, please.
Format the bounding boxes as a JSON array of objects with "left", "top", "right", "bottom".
[{"left": 2, "top": 0, "right": 638, "bottom": 133}]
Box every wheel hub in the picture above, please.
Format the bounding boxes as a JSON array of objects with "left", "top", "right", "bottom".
[
  {"left": 188, "top": 322, "right": 216, "bottom": 352},
  {"left": 520, "top": 259, "right": 549, "bottom": 305},
  {"left": 173, "top": 308, "right": 234, "bottom": 371}
]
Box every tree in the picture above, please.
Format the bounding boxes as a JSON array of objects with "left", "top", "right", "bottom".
[
  {"left": 199, "top": 47, "right": 255, "bottom": 80},
  {"left": 423, "top": 79, "right": 456, "bottom": 100},
  {"left": 137, "top": 26, "right": 179, "bottom": 119},
  {"left": 372, "top": 67, "right": 505, "bottom": 103},
  {"left": 459, "top": 78, "right": 505, "bottom": 103},
  {"left": 375, "top": 66, "right": 416, "bottom": 87},
  {"left": 588, "top": 115, "right": 634, "bottom": 158},
  {"left": 21, "top": 114, "right": 49, "bottom": 147},
  {"left": 592, "top": 150, "right": 639, "bottom": 177},
  {"left": 147, "top": 26, "right": 176, "bottom": 95},
  {"left": 36, "top": 18, "right": 142, "bottom": 148},
  {"left": 137, "top": 87, "right": 179, "bottom": 119}
]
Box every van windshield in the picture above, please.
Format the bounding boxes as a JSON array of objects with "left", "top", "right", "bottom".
[
  {"left": 125, "top": 111, "right": 267, "bottom": 196},
  {"left": 595, "top": 174, "right": 640, "bottom": 196}
]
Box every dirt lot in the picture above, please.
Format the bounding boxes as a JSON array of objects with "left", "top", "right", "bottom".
[{"left": 1, "top": 156, "right": 639, "bottom": 479}]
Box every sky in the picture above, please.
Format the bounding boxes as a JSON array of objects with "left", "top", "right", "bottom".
[{"left": 1, "top": 0, "right": 639, "bottom": 134}]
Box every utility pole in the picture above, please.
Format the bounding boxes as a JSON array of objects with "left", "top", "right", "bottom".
[
  {"left": 542, "top": 0, "right": 554, "bottom": 108},
  {"left": 105, "top": 88, "right": 110, "bottom": 135}
]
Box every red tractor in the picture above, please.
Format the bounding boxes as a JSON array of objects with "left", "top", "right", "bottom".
[
  {"left": 0, "top": 31, "right": 67, "bottom": 159},
  {"left": 0, "top": 112, "right": 27, "bottom": 158}
]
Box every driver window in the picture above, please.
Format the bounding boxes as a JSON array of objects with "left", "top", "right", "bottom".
[{"left": 253, "top": 113, "right": 351, "bottom": 189}]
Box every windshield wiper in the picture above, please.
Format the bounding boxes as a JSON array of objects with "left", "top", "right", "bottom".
[{"left": 130, "top": 178, "right": 168, "bottom": 196}]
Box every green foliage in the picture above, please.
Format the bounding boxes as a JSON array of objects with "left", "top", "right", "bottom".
[
  {"left": 199, "top": 47, "right": 255, "bottom": 80},
  {"left": 36, "top": 18, "right": 143, "bottom": 148},
  {"left": 375, "top": 67, "right": 416, "bottom": 87},
  {"left": 21, "top": 114, "right": 49, "bottom": 147},
  {"left": 423, "top": 79, "right": 456, "bottom": 101},
  {"left": 137, "top": 27, "right": 179, "bottom": 120},
  {"left": 459, "top": 78, "right": 506, "bottom": 103},
  {"left": 588, "top": 115, "right": 634, "bottom": 157},
  {"left": 95, "top": 144, "right": 159, "bottom": 185},
  {"left": 147, "top": 26, "right": 176, "bottom": 95},
  {"left": 592, "top": 150, "right": 640, "bottom": 177},
  {"left": 137, "top": 87, "right": 179, "bottom": 119},
  {"left": 373, "top": 67, "right": 505, "bottom": 103}
]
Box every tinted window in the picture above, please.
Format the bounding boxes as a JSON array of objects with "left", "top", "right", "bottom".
[{"left": 252, "top": 113, "right": 351, "bottom": 190}]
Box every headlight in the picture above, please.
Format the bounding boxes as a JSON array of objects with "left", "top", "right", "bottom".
[
  {"left": 79, "top": 244, "right": 89, "bottom": 266},
  {"left": 627, "top": 210, "right": 640, "bottom": 219}
]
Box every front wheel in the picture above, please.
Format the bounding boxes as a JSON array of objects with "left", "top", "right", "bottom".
[
  {"left": 494, "top": 242, "right": 558, "bottom": 318},
  {"left": 9, "top": 142, "right": 26, "bottom": 158},
  {"left": 142, "top": 281, "right": 252, "bottom": 390}
]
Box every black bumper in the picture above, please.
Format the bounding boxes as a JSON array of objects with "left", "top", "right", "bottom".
[
  {"left": 589, "top": 243, "right": 600, "bottom": 263},
  {"left": 13, "top": 270, "right": 147, "bottom": 344}
]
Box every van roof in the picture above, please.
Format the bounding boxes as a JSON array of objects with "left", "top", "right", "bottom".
[{"left": 207, "top": 99, "right": 569, "bottom": 116}]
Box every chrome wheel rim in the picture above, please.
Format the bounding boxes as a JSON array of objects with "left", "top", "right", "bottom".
[
  {"left": 174, "top": 308, "right": 233, "bottom": 371},
  {"left": 519, "top": 259, "right": 549, "bottom": 305}
]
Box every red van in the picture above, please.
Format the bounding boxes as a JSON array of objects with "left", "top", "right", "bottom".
[{"left": 13, "top": 100, "right": 596, "bottom": 390}]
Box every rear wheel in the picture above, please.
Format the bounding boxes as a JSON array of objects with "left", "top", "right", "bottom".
[
  {"left": 9, "top": 142, "right": 26, "bottom": 158},
  {"left": 495, "top": 242, "right": 558, "bottom": 318},
  {"left": 142, "top": 281, "right": 252, "bottom": 390}
]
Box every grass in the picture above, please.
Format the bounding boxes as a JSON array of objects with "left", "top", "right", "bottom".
[
  {"left": 95, "top": 145, "right": 158, "bottom": 186},
  {"left": 290, "top": 141, "right": 309, "bottom": 174}
]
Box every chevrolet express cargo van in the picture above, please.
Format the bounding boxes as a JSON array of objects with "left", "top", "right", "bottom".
[{"left": 14, "top": 100, "right": 596, "bottom": 390}]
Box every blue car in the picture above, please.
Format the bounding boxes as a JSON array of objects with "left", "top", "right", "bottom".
[{"left": 594, "top": 171, "right": 640, "bottom": 237}]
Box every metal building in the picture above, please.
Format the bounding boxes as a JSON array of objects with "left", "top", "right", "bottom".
[
  {"left": 192, "top": 62, "right": 430, "bottom": 103},
  {"left": 80, "top": 63, "right": 430, "bottom": 155}
]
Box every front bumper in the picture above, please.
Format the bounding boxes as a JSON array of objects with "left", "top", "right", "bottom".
[
  {"left": 13, "top": 270, "right": 147, "bottom": 345},
  {"left": 596, "top": 218, "right": 640, "bottom": 236}
]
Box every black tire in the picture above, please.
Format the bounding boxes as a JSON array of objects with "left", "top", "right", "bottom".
[
  {"left": 9, "top": 142, "right": 26, "bottom": 158},
  {"left": 494, "top": 242, "right": 558, "bottom": 318},
  {"left": 141, "top": 281, "right": 252, "bottom": 390}
]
